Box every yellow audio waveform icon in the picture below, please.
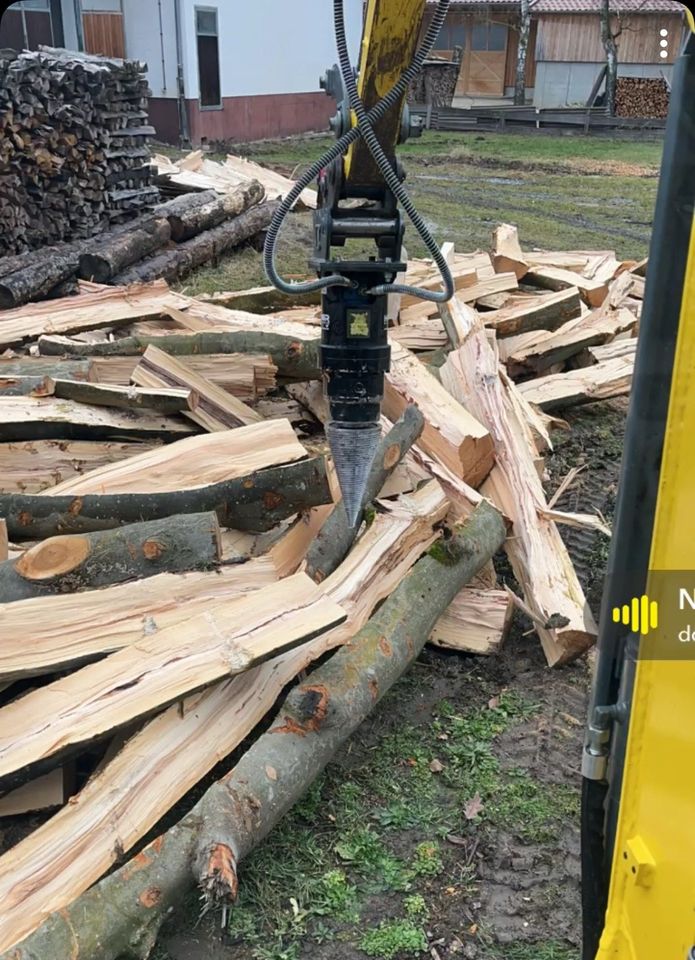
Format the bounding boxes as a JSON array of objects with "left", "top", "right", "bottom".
[{"left": 612, "top": 596, "right": 659, "bottom": 635}]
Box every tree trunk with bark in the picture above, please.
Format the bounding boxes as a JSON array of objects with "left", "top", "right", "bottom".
[
  {"left": 78, "top": 219, "right": 171, "bottom": 282},
  {"left": 0, "top": 255, "right": 79, "bottom": 309},
  {"left": 167, "top": 180, "right": 264, "bottom": 241},
  {"left": 0, "top": 499, "right": 505, "bottom": 960},
  {"left": 600, "top": 0, "right": 620, "bottom": 117},
  {"left": 514, "top": 0, "right": 531, "bottom": 106},
  {"left": 0, "top": 456, "right": 331, "bottom": 539},
  {"left": 111, "top": 201, "right": 278, "bottom": 285},
  {"left": 39, "top": 329, "right": 322, "bottom": 382},
  {"left": 0, "top": 512, "right": 221, "bottom": 602}
]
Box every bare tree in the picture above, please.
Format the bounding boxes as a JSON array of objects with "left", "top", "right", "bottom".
[
  {"left": 514, "top": 0, "right": 531, "bottom": 105},
  {"left": 600, "top": 0, "right": 622, "bottom": 115}
]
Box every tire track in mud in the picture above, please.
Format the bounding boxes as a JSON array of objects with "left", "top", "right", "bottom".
[{"left": 410, "top": 176, "right": 653, "bottom": 247}]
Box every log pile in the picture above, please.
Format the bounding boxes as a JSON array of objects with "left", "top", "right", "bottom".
[
  {"left": 615, "top": 76, "right": 670, "bottom": 119},
  {"left": 408, "top": 59, "right": 459, "bottom": 107},
  {"left": 0, "top": 184, "right": 273, "bottom": 306},
  {"left": 0, "top": 47, "right": 156, "bottom": 257},
  {"left": 151, "top": 149, "right": 318, "bottom": 210},
  {"left": 0, "top": 223, "right": 642, "bottom": 957}
]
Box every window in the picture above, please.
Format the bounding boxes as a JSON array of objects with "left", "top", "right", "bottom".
[
  {"left": 1, "top": 0, "right": 54, "bottom": 50},
  {"left": 434, "top": 21, "right": 466, "bottom": 51},
  {"left": 196, "top": 7, "right": 221, "bottom": 108},
  {"left": 471, "top": 21, "right": 507, "bottom": 52}
]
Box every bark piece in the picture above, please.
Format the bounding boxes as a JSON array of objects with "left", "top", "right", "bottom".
[
  {"left": 0, "top": 440, "right": 158, "bottom": 495},
  {"left": 492, "top": 224, "right": 528, "bottom": 280},
  {"left": 384, "top": 342, "right": 495, "bottom": 487},
  {"left": 485, "top": 287, "right": 582, "bottom": 337},
  {"left": 45, "top": 378, "right": 196, "bottom": 414},
  {"left": 0, "top": 512, "right": 221, "bottom": 602},
  {"left": 0, "top": 573, "right": 346, "bottom": 794},
  {"left": 0, "top": 280, "right": 189, "bottom": 348},
  {"left": 0, "top": 560, "right": 278, "bottom": 683},
  {"left": 131, "top": 344, "right": 260, "bottom": 430},
  {"left": 0, "top": 397, "right": 193, "bottom": 442},
  {"left": 439, "top": 296, "right": 596, "bottom": 665},
  {"left": 305, "top": 405, "right": 425, "bottom": 582},
  {"left": 430, "top": 587, "right": 513, "bottom": 655},
  {"left": 517, "top": 354, "right": 634, "bottom": 411},
  {"left": 78, "top": 219, "right": 171, "bottom": 282}
]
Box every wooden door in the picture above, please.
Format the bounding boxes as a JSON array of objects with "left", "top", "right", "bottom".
[
  {"left": 458, "top": 20, "right": 509, "bottom": 97},
  {"left": 467, "top": 49, "right": 507, "bottom": 95},
  {"left": 82, "top": 12, "right": 125, "bottom": 58}
]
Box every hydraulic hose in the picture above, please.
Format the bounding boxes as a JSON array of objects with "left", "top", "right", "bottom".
[
  {"left": 263, "top": 0, "right": 453, "bottom": 301},
  {"left": 334, "top": 0, "right": 454, "bottom": 301}
]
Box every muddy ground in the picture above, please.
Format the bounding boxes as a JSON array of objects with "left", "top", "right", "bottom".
[{"left": 152, "top": 400, "right": 628, "bottom": 960}]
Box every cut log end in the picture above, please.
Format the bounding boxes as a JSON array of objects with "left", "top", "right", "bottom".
[{"left": 14, "top": 535, "right": 91, "bottom": 581}]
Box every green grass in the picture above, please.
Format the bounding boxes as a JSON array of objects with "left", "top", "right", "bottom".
[
  {"left": 231, "top": 130, "right": 663, "bottom": 171},
  {"left": 214, "top": 688, "right": 576, "bottom": 958},
  {"left": 174, "top": 128, "right": 662, "bottom": 297},
  {"left": 360, "top": 919, "right": 428, "bottom": 958}
]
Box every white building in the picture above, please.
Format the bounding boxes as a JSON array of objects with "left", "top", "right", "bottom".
[{"left": 1, "top": 0, "right": 363, "bottom": 143}]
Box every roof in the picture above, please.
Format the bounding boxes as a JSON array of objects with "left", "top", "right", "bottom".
[
  {"left": 530, "top": 0, "right": 685, "bottom": 12},
  {"left": 425, "top": 1, "right": 520, "bottom": 6},
  {"left": 427, "top": 0, "right": 684, "bottom": 10}
]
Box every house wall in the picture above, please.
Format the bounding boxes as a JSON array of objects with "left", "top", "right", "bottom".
[
  {"left": 533, "top": 11, "right": 685, "bottom": 108},
  {"left": 122, "top": 0, "right": 178, "bottom": 98},
  {"left": 534, "top": 60, "right": 674, "bottom": 108},
  {"left": 133, "top": 0, "right": 362, "bottom": 144},
  {"left": 536, "top": 12, "right": 684, "bottom": 63}
]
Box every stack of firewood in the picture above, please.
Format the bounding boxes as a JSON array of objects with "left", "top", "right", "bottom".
[
  {"left": 0, "top": 47, "right": 157, "bottom": 257},
  {"left": 0, "top": 182, "right": 274, "bottom": 307},
  {"left": 408, "top": 58, "right": 459, "bottom": 107},
  {"left": 0, "top": 225, "right": 643, "bottom": 959},
  {"left": 615, "top": 76, "right": 670, "bottom": 119}
]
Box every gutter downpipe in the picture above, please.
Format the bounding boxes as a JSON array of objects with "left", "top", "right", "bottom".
[
  {"left": 173, "top": 0, "right": 190, "bottom": 144},
  {"left": 72, "top": 0, "right": 85, "bottom": 51}
]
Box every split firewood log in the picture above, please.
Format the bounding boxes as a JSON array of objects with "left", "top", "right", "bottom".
[{"left": 0, "top": 498, "right": 504, "bottom": 959}]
